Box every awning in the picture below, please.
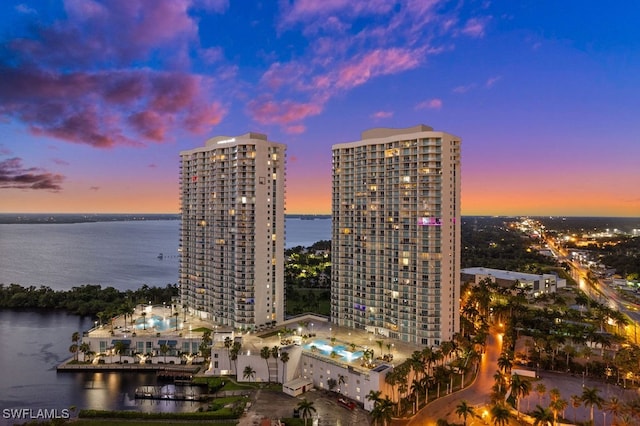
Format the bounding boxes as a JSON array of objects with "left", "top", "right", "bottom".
[
  {"left": 111, "top": 339, "right": 131, "bottom": 345},
  {"left": 158, "top": 340, "right": 167, "bottom": 346},
  {"left": 167, "top": 340, "right": 178, "bottom": 346}
]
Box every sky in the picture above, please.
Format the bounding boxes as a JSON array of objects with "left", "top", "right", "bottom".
[{"left": 0, "top": 0, "right": 639, "bottom": 217}]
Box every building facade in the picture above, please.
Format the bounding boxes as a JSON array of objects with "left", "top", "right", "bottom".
[
  {"left": 179, "top": 132, "right": 285, "bottom": 329},
  {"left": 461, "top": 267, "right": 566, "bottom": 296},
  {"left": 331, "top": 125, "right": 461, "bottom": 346}
]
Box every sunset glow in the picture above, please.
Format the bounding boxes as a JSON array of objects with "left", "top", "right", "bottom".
[{"left": 1, "top": 1, "right": 638, "bottom": 216}]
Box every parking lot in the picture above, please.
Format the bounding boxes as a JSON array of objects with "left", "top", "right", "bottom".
[{"left": 239, "top": 388, "right": 371, "bottom": 426}]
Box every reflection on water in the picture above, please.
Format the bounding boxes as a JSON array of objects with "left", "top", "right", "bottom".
[{"left": 0, "top": 310, "right": 207, "bottom": 414}]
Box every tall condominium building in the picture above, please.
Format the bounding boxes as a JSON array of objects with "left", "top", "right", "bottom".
[
  {"left": 179, "top": 132, "right": 285, "bottom": 329},
  {"left": 331, "top": 125, "right": 461, "bottom": 346}
]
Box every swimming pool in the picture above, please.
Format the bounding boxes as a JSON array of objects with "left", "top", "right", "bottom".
[
  {"left": 135, "top": 315, "right": 179, "bottom": 332},
  {"left": 303, "top": 339, "right": 364, "bottom": 362}
]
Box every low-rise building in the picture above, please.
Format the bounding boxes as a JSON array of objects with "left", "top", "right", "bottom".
[{"left": 461, "top": 267, "right": 566, "bottom": 296}]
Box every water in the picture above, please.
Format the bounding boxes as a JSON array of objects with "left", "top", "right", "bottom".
[
  {"left": 0, "top": 217, "right": 331, "bottom": 291},
  {"left": 0, "top": 217, "right": 331, "bottom": 419},
  {"left": 0, "top": 310, "right": 208, "bottom": 424}
]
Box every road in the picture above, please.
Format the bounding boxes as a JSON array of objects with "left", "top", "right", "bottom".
[{"left": 400, "top": 330, "right": 502, "bottom": 426}]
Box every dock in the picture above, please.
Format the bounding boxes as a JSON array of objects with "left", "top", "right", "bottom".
[{"left": 134, "top": 385, "right": 206, "bottom": 401}]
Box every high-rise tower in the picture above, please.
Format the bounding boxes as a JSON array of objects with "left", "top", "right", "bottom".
[
  {"left": 179, "top": 132, "right": 285, "bottom": 329},
  {"left": 331, "top": 125, "right": 461, "bottom": 345}
]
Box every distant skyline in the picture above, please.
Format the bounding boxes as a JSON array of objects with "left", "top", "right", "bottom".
[{"left": 1, "top": 1, "right": 639, "bottom": 217}]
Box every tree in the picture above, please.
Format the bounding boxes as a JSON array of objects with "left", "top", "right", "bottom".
[
  {"left": 509, "top": 373, "right": 531, "bottom": 418},
  {"left": 69, "top": 343, "right": 78, "bottom": 362},
  {"left": 370, "top": 397, "right": 393, "bottom": 426},
  {"left": 160, "top": 343, "right": 169, "bottom": 363},
  {"left": 271, "top": 346, "right": 280, "bottom": 382},
  {"left": 604, "top": 396, "right": 622, "bottom": 425},
  {"left": 455, "top": 400, "right": 476, "bottom": 426},
  {"left": 140, "top": 311, "right": 147, "bottom": 330},
  {"left": 70, "top": 332, "right": 80, "bottom": 361},
  {"left": 570, "top": 394, "right": 581, "bottom": 424},
  {"left": 550, "top": 397, "right": 568, "bottom": 425},
  {"left": 78, "top": 342, "right": 91, "bottom": 362},
  {"left": 280, "top": 351, "right": 290, "bottom": 383},
  {"left": 297, "top": 398, "right": 317, "bottom": 426},
  {"left": 366, "top": 390, "right": 382, "bottom": 407},
  {"left": 230, "top": 341, "right": 241, "bottom": 374},
  {"left": 243, "top": 365, "right": 256, "bottom": 382},
  {"left": 490, "top": 403, "right": 512, "bottom": 426},
  {"left": 260, "top": 346, "right": 271, "bottom": 382},
  {"left": 531, "top": 405, "right": 554, "bottom": 426},
  {"left": 535, "top": 382, "right": 546, "bottom": 405},
  {"left": 113, "top": 341, "right": 126, "bottom": 363},
  {"left": 173, "top": 312, "right": 179, "bottom": 331},
  {"left": 581, "top": 386, "right": 604, "bottom": 423}
]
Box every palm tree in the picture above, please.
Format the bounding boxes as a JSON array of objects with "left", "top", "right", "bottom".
[
  {"left": 141, "top": 311, "right": 147, "bottom": 330},
  {"left": 497, "top": 353, "right": 512, "bottom": 374},
  {"left": 224, "top": 336, "right": 232, "bottom": 369},
  {"left": 570, "top": 394, "right": 581, "bottom": 424},
  {"left": 280, "top": 351, "right": 290, "bottom": 383},
  {"left": 271, "top": 346, "right": 280, "bottom": 382},
  {"left": 69, "top": 343, "right": 78, "bottom": 362},
  {"left": 510, "top": 373, "right": 532, "bottom": 418},
  {"left": 370, "top": 397, "right": 393, "bottom": 426},
  {"left": 230, "top": 341, "right": 241, "bottom": 374},
  {"left": 581, "top": 386, "right": 604, "bottom": 423},
  {"left": 604, "top": 396, "right": 622, "bottom": 425},
  {"left": 550, "top": 397, "right": 568, "bottom": 425},
  {"left": 366, "top": 390, "right": 382, "bottom": 407},
  {"left": 78, "top": 342, "right": 91, "bottom": 362},
  {"left": 535, "top": 382, "right": 546, "bottom": 405},
  {"left": 455, "top": 400, "right": 476, "bottom": 426},
  {"left": 160, "top": 343, "right": 169, "bottom": 363},
  {"left": 173, "top": 312, "right": 179, "bottom": 331},
  {"left": 297, "top": 398, "right": 317, "bottom": 426},
  {"left": 243, "top": 365, "right": 256, "bottom": 382},
  {"left": 260, "top": 346, "right": 271, "bottom": 382},
  {"left": 490, "top": 403, "right": 512, "bottom": 426},
  {"left": 113, "top": 340, "right": 126, "bottom": 363},
  {"left": 531, "top": 405, "right": 554, "bottom": 426}
]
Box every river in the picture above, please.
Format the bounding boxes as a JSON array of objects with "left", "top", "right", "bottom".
[{"left": 0, "top": 217, "right": 331, "bottom": 421}]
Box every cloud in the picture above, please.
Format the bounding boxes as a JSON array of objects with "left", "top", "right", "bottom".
[
  {"left": 89, "top": 186, "right": 100, "bottom": 191},
  {"left": 461, "top": 17, "right": 490, "bottom": 38},
  {"left": 0, "top": 0, "right": 228, "bottom": 148},
  {"left": 252, "top": 0, "right": 482, "bottom": 132},
  {"left": 248, "top": 97, "right": 322, "bottom": 132},
  {"left": 453, "top": 84, "right": 475, "bottom": 94},
  {"left": 416, "top": 98, "right": 443, "bottom": 110},
  {"left": 485, "top": 76, "right": 501, "bottom": 88},
  {"left": 148, "top": 163, "right": 157, "bottom": 169},
  {"left": 0, "top": 157, "right": 64, "bottom": 191},
  {"left": 15, "top": 3, "right": 37, "bottom": 14},
  {"left": 0, "top": 65, "right": 225, "bottom": 147},
  {"left": 371, "top": 111, "right": 393, "bottom": 119},
  {"left": 52, "top": 158, "right": 70, "bottom": 166}
]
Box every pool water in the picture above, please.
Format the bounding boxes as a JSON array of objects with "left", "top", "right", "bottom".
[
  {"left": 303, "top": 339, "right": 364, "bottom": 362},
  {"left": 135, "top": 315, "right": 179, "bottom": 332}
]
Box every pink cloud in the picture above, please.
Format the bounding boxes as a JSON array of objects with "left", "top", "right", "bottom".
[
  {"left": 335, "top": 48, "right": 421, "bottom": 89},
  {"left": 452, "top": 84, "right": 475, "bottom": 94},
  {"left": 282, "top": 0, "right": 392, "bottom": 26},
  {"left": 0, "top": 157, "right": 64, "bottom": 191},
  {"left": 0, "top": 64, "right": 224, "bottom": 147},
  {"left": 52, "top": 158, "right": 70, "bottom": 166},
  {"left": 0, "top": 0, "right": 229, "bottom": 148},
  {"left": 461, "top": 17, "right": 489, "bottom": 38},
  {"left": 371, "top": 111, "right": 393, "bottom": 119},
  {"left": 248, "top": 98, "right": 322, "bottom": 128},
  {"left": 416, "top": 98, "right": 443, "bottom": 110}
]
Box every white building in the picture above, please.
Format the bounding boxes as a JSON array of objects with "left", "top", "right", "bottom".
[
  {"left": 179, "top": 132, "right": 286, "bottom": 329},
  {"left": 461, "top": 267, "right": 566, "bottom": 296},
  {"left": 331, "top": 125, "right": 461, "bottom": 346}
]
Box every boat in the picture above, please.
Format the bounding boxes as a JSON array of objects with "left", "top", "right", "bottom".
[{"left": 157, "top": 253, "right": 163, "bottom": 259}]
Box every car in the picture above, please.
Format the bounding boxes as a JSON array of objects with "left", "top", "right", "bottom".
[{"left": 337, "top": 398, "right": 355, "bottom": 410}]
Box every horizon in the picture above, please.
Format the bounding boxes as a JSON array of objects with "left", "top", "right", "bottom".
[{"left": 1, "top": 1, "right": 639, "bottom": 216}]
